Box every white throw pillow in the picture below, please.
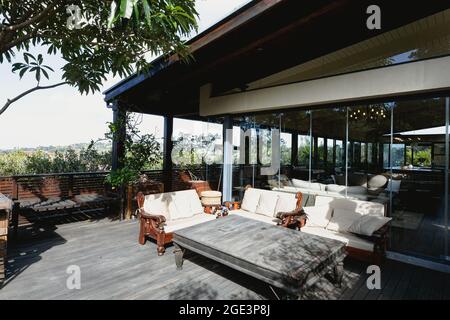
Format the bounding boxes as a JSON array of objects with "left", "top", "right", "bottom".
[
  {"left": 143, "top": 195, "right": 170, "bottom": 220},
  {"left": 274, "top": 194, "right": 297, "bottom": 215},
  {"left": 326, "top": 208, "right": 360, "bottom": 232},
  {"left": 348, "top": 215, "right": 392, "bottom": 236},
  {"left": 303, "top": 206, "right": 332, "bottom": 228},
  {"left": 291, "top": 179, "right": 310, "bottom": 189},
  {"left": 241, "top": 188, "right": 261, "bottom": 212},
  {"left": 255, "top": 192, "right": 279, "bottom": 217},
  {"left": 172, "top": 191, "right": 197, "bottom": 220}
]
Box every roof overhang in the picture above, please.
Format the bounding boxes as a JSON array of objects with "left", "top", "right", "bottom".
[{"left": 104, "top": 0, "right": 450, "bottom": 117}]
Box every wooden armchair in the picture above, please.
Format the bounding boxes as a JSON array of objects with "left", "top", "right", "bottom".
[{"left": 137, "top": 192, "right": 169, "bottom": 255}]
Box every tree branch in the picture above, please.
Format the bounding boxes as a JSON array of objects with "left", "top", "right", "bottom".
[
  {"left": 0, "top": 81, "right": 67, "bottom": 116},
  {"left": 0, "top": 1, "right": 63, "bottom": 32}
]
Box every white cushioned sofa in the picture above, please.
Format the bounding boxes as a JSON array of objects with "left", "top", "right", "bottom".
[
  {"left": 137, "top": 189, "right": 217, "bottom": 255},
  {"left": 302, "top": 196, "right": 391, "bottom": 263},
  {"left": 272, "top": 178, "right": 389, "bottom": 202},
  {"left": 228, "top": 187, "right": 302, "bottom": 226}
]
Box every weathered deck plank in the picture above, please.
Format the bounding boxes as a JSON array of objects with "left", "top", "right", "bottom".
[{"left": 0, "top": 219, "right": 448, "bottom": 300}]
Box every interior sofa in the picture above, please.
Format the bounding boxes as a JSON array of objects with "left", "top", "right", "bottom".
[
  {"left": 137, "top": 189, "right": 217, "bottom": 255},
  {"left": 271, "top": 175, "right": 390, "bottom": 205},
  {"left": 301, "top": 195, "right": 391, "bottom": 263}
]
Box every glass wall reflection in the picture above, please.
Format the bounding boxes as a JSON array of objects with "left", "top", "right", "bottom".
[{"left": 225, "top": 95, "right": 450, "bottom": 263}]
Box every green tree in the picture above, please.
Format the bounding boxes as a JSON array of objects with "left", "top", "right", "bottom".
[
  {"left": 0, "top": 0, "right": 198, "bottom": 115},
  {"left": 0, "top": 150, "right": 28, "bottom": 175}
]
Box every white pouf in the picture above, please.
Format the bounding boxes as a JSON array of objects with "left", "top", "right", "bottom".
[{"left": 200, "top": 191, "right": 222, "bottom": 206}]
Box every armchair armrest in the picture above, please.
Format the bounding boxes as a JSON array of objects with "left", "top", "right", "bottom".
[
  {"left": 276, "top": 208, "right": 307, "bottom": 229},
  {"left": 138, "top": 208, "right": 167, "bottom": 225}
]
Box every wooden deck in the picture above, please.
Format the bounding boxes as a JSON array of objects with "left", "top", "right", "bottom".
[{"left": 0, "top": 218, "right": 449, "bottom": 300}]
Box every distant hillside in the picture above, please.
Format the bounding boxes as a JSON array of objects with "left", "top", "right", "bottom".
[{"left": 0, "top": 142, "right": 112, "bottom": 154}]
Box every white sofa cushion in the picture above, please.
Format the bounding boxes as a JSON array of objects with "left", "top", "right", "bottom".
[
  {"left": 368, "top": 174, "right": 388, "bottom": 189},
  {"left": 143, "top": 194, "right": 171, "bottom": 220},
  {"left": 229, "top": 209, "right": 279, "bottom": 225},
  {"left": 255, "top": 191, "right": 279, "bottom": 217},
  {"left": 274, "top": 193, "right": 298, "bottom": 214},
  {"left": 315, "top": 196, "right": 385, "bottom": 216},
  {"left": 346, "top": 186, "right": 367, "bottom": 195},
  {"left": 171, "top": 190, "right": 203, "bottom": 220},
  {"left": 291, "top": 178, "right": 310, "bottom": 189},
  {"left": 241, "top": 188, "right": 261, "bottom": 212},
  {"left": 164, "top": 213, "right": 216, "bottom": 233},
  {"left": 301, "top": 226, "right": 374, "bottom": 252},
  {"left": 326, "top": 208, "right": 360, "bottom": 232},
  {"left": 348, "top": 215, "right": 392, "bottom": 236},
  {"left": 303, "top": 205, "right": 332, "bottom": 228},
  {"left": 326, "top": 184, "right": 347, "bottom": 194}
]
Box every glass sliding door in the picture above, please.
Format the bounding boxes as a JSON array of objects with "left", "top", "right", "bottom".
[{"left": 390, "top": 97, "right": 447, "bottom": 260}]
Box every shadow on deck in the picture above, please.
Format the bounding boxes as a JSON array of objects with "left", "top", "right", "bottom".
[{"left": 0, "top": 219, "right": 449, "bottom": 300}]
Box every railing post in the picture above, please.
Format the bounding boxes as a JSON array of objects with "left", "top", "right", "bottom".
[
  {"left": 11, "top": 177, "right": 18, "bottom": 200},
  {"left": 68, "top": 174, "right": 74, "bottom": 198}
]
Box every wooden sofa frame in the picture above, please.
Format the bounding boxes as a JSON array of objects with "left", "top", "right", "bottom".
[{"left": 136, "top": 191, "right": 172, "bottom": 256}]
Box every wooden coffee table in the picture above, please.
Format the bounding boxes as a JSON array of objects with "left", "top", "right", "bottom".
[{"left": 173, "top": 215, "right": 346, "bottom": 298}]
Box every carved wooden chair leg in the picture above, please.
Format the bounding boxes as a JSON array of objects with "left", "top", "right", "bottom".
[{"left": 138, "top": 218, "right": 146, "bottom": 245}]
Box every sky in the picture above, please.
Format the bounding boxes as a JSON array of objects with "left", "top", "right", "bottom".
[{"left": 0, "top": 0, "right": 251, "bottom": 150}]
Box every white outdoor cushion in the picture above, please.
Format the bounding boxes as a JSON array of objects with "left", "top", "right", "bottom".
[
  {"left": 164, "top": 213, "right": 216, "bottom": 233},
  {"left": 229, "top": 210, "right": 279, "bottom": 225},
  {"left": 315, "top": 196, "right": 385, "bottom": 217},
  {"left": 303, "top": 205, "right": 332, "bottom": 228},
  {"left": 255, "top": 191, "right": 279, "bottom": 217},
  {"left": 348, "top": 215, "right": 392, "bottom": 236},
  {"left": 171, "top": 190, "right": 201, "bottom": 220},
  {"left": 190, "top": 191, "right": 205, "bottom": 214},
  {"left": 326, "top": 184, "right": 347, "bottom": 194},
  {"left": 326, "top": 208, "right": 360, "bottom": 232},
  {"left": 274, "top": 193, "right": 297, "bottom": 214},
  {"left": 291, "top": 179, "right": 310, "bottom": 188},
  {"left": 346, "top": 186, "right": 367, "bottom": 195},
  {"left": 241, "top": 188, "right": 261, "bottom": 212},
  {"left": 368, "top": 174, "right": 388, "bottom": 189},
  {"left": 301, "top": 226, "right": 374, "bottom": 252},
  {"left": 143, "top": 194, "right": 171, "bottom": 220},
  {"left": 309, "top": 182, "right": 323, "bottom": 191}
]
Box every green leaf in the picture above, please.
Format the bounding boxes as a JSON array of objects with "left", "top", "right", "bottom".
[
  {"left": 23, "top": 52, "right": 34, "bottom": 64},
  {"left": 19, "top": 67, "right": 28, "bottom": 79},
  {"left": 41, "top": 68, "right": 49, "bottom": 80},
  {"left": 35, "top": 69, "right": 41, "bottom": 82},
  {"left": 42, "top": 65, "right": 54, "bottom": 72},
  {"left": 37, "top": 54, "right": 43, "bottom": 65},
  {"left": 119, "top": 0, "right": 134, "bottom": 19}
]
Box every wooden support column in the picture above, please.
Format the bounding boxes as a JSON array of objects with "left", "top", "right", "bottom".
[
  {"left": 111, "top": 101, "right": 126, "bottom": 171},
  {"left": 163, "top": 115, "right": 174, "bottom": 192}
]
